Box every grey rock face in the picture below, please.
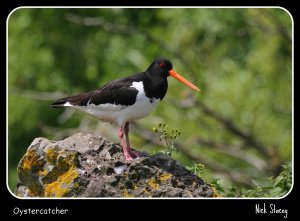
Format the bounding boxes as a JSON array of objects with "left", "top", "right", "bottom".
[{"left": 16, "top": 133, "right": 214, "bottom": 198}]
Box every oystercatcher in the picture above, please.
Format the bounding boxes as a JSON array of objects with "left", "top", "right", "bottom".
[{"left": 51, "top": 57, "right": 200, "bottom": 160}]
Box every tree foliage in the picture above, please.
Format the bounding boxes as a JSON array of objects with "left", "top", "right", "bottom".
[{"left": 8, "top": 8, "right": 292, "bottom": 195}]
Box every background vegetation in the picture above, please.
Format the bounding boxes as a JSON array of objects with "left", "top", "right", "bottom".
[{"left": 8, "top": 8, "right": 292, "bottom": 196}]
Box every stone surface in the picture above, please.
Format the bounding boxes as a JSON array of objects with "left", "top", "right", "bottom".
[{"left": 16, "top": 133, "right": 215, "bottom": 198}]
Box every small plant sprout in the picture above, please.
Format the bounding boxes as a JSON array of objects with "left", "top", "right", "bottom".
[
  {"left": 152, "top": 122, "right": 181, "bottom": 157},
  {"left": 188, "top": 163, "right": 205, "bottom": 177}
]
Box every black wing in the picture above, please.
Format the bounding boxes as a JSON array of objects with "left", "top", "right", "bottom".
[{"left": 51, "top": 76, "right": 142, "bottom": 108}]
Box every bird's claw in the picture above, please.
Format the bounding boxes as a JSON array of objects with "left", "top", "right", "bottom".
[{"left": 128, "top": 149, "right": 140, "bottom": 158}]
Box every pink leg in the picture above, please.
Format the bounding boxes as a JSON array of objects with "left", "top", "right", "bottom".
[
  {"left": 124, "top": 123, "right": 140, "bottom": 158},
  {"left": 118, "top": 127, "right": 133, "bottom": 160}
]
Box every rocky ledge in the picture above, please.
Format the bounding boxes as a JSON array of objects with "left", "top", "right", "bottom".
[{"left": 16, "top": 133, "right": 215, "bottom": 198}]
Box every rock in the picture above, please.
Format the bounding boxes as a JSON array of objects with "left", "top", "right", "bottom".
[{"left": 16, "top": 133, "right": 215, "bottom": 198}]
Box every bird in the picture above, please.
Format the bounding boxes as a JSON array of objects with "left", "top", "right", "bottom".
[{"left": 51, "top": 57, "right": 200, "bottom": 160}]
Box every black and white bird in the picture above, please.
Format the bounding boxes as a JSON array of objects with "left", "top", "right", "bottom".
[{"left": 51, "top": 57, "right": 200, "bottom": 160}]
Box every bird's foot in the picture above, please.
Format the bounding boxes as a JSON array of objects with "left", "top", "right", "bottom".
[
  {"left": 128, "top": 149, "right": 141, "bottom": 158},
  {"left": 124, "top": 152, "right": 133, "bottom": 161}
]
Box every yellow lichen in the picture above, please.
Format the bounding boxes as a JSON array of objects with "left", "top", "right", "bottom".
[
  {"left": 44, "top": 182, "right": 69, "bottom": 197},
  {"left": 143, "top": 188, "right": 151, "bottom": 196},
  {"left": 159, "top": 173, "right": 172, "bottom": 182},
  {"left": 17, "top": 146, "right": 80, "bottom": 197},
  {"left": 43, "top": 151, "right": 78, "bottom": 183},
  {"left": 38, "top": 170, "right": 48, "bottom": 176},
  {"left": 17, "top": 149, "right": 46, "bottom": 196},
  {"left": 146, "top": 174, "right": 170, "bottom": 190},
  {"left": 62, "top": 152, "right": 79, "bottom": 168},
  {"left": 20, "top": 149, "right": 41, "bottom": 170},
  {"left": 27, "top": 186, "right": 42, "bottom": 197},
  {"left": 46, "top": 148, "right": 59, "bottom": 164},
  {"left": 147, "top": 177, "right": 160, "bottom": 189},
  {"left": 44, "top": 166, "right": 78, "bottom": 197},
  {"left": 212, "top": 187, "right": 221, "bottom": 197},
  {"left": 132, "top": 184, "right": 139, "bottom": 190},
  {"left": 122, "top": 190, "right": 133, "bottom": 198},
  {"left": 61, "top": 167, "right": 78, "bottom": 185}
]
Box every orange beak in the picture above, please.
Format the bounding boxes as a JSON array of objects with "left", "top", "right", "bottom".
[{"left": 169, "top": 69, "right": 200, "bottom": 92}]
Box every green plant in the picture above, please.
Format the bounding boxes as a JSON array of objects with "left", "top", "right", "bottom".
[
  {"left": 240, "top": 162, "right": 292, "bottom": 198},
  {"left": 153, "top": 123, "right": 181, "bottom": 157},
  {"left": 187, "top": 163, "right": 224, "bottom": 195},
  {"left": 187, "top": 162, "right": 205, "bottom": 177},
  {"left": 187, "top": 162, "right": 292, "bottom": 197},
  {"left": 210, "top": 178, "right": 225, "bottom": 193}
]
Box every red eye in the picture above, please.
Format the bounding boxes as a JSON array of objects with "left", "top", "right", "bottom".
[{"left": 159, "top": 62, "right": 165, "bottom": 68}]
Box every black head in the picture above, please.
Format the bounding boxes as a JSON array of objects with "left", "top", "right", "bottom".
[
  {"left": 145, "top": 57, "right": 201, "bottom": 92},
  {"left": 146, "top": 57, "right": 173, "bottom": 78}
]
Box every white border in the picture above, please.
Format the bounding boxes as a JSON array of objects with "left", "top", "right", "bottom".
[{"left": 6, "top": 6, "right": 294, "bottom": 200}]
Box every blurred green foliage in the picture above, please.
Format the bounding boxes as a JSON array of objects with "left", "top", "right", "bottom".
[{"left": 8, "top": 8, "right": 292, "bottom": 196}]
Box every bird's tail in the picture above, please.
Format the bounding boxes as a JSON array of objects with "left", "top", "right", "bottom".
[
  {"left": 50, "top": 92, "right": 91, "bottom": 108},
  {"left": 50, "top": 100, "right": 68, "bottom": 108}
]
